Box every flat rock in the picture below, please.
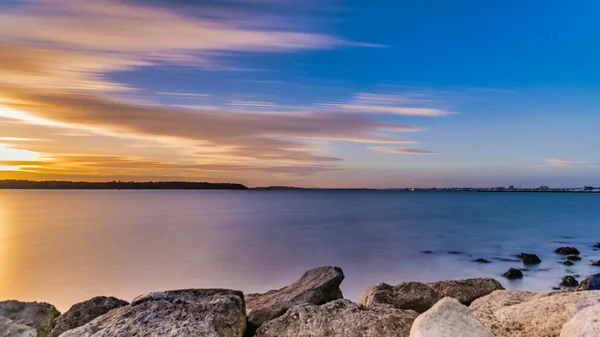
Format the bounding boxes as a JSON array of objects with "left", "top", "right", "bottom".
[
  {"left": 360, "top": 282, "right": 441, "bottom": 313},
  {"left": 245, "top": 266, "right": 344, "bottom": 331},
  {"left": 560, "top": 305, "right": 600, "bottom": 337},
  {"left": 0, "top": 317, "right": 37, "bottom": 337},
  {"left": 577, "top": 274, "right": 600, "bottom": 291},
  {"left": 48, "top": 296, "right": 128, "bottom": 337},
  {"left": 567, "top": 255, "right": 581, "bottom": 261},
  {"left": 410, "top": 297, "right": 494, "bottom": 337},
  {"left": 427, "top": 278, "right": 504, "bottom": 305},
  {"left": 256, "top": 299, "right": 418, "bottom": 337},
  {"left": 60, "top": 289, "right": 246, "bottom": 337},
  {"left": 473, "top": 258, "right": 491, "bottom": 263},
  {"left": 470, "top": 290, "right": 600, "bottom": 337},
  {"left": 555, "top": 247, "right": 580, "bottom": 255},
  {"left": 0, "top": 300, "right": 60, "bottom": 337},
  {"left": 519, "top": 253, "right": 542, "bottom": 265},
  {"left": 563, "top": 260, "right": 574, "bottom": 266},
  {"left": 503, "top": 268, "right": 523, "bottom": 279}
]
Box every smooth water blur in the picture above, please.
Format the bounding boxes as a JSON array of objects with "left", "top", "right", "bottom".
[{"left": 2, "top": 190, "right": 600, "bottom": 312}]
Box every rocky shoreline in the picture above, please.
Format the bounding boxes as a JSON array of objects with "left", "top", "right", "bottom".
[{"left": 2, "top": 264, "right": 600, "bottom": 337}]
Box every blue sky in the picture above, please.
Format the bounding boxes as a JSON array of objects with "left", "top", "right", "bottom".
[{"left": 0, "top": 0, "right": 598, "bottom": 187}]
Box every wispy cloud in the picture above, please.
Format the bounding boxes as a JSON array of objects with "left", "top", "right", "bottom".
[
  {"left": 157, "top": 92, "right": 209, "bottom": 99},
  {"left": 370, "top": 146, "right": 437, "bottom": 155},
  {"left": 536, "top": 158, "right": 600, "bottom": 171},
  {"left": 322, "top": 92, "right": 454, "bottom": 116}
]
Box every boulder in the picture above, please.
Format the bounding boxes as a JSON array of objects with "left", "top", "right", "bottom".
[
  {"left": 577, "top": 274, "right": 600, "bottom": 291},
  {"left": 60, "top": 289, "right": 246, "bottom": 337},
  {"left": 359, "top": 282, "right": 441, "bottom": 313},
  {"left": 563, "top": 260, "right": 574, "bottom": 266},
  {"left": 0, "top": 300, "right": 60, "bottom": 337},
  {"left": 590, "top": 260, "right": 600, "bottom": 266},
  {"left": 0, "top": 317, "right": 37, "bottom": 337},
  {"left": 555, "top": 247, "right": 580, "bottom": 255},
  {"left": 255, "top": 299, "right": 418, "bottom": 337},
  {"left": 560, "top": 305, "right": 600, "bottom": 337},
  {"left": 427, "top": 278, "right": 504, "bottom": 305},
  {"left": 566, "top": 255, "right": 581, "bottom": 261},
  {"left": 48, "top": 296, "right": 128, "bottom": 337},
  {"left": 470, "top": 290, "right": 600, "bottom": 337},
  {"left": 410, "top": 297, "right": 495, "bottom": 337},
  {"left": 503, "top": 268, "right": 523, "bottom": 279},
  {"left": 519, "top": 253, "right": 542, "bottom": 265},
  {"left": 245, "top": 266, "right": 344, "bottom": 332},
  {"left": 560, "top": 276, "right": 579, "bottom": 287}
]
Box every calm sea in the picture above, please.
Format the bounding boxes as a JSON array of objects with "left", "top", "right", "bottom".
[{"left": 2, "top": 190, "right": 600, "bottom": 312}]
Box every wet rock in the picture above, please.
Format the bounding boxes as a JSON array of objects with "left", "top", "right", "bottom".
[
  {"left": 563, "top": 260, "right": 575, "bottom": 266},
  {"left": 0, "top": 300, "right": 60, "bottom": 337},
  {"left": 420, "top": 250, "right": 434, "bottom": 254},
  {"left": 560, "top": 276, "right": 579, "bottom": 287},
  {"left": 360, "top": 282, "right": 441, "bottom": 313},
  {"left": 555, "top": 247, "right": 580, "bottom": 255},
  {"left": 60, "top": 289, "right": 246, "bottom": 337},
  {"left": 519, "top": 253, "right": 541, "bottom": 265},
  {"left": 473, "top": 258, "right": 491, "bottom": 263},
  {"left": 560, "top": 305, "right": 600, "bottom": 337},
  {"left": 471, "top": 290, "right": 600, "bottom": 337},
  {"left": 447, "top": 251, "right": 464, "bottom": 255},
  {"left": 577, "top": 274, "right": 600, "bottom": 291},
  {"left": 566, "top": 254, "right": 581, "bottom": 261},
  {"left": 503, "top": 268, "right": 523, "bottom": 279},
  {"left": 593, "top": 243, "right": 600, "bottom": 248},
  {"left": 255, "top": 299, "right": 418, "bottom": 337},
  {"left": 246, "top": 266, "right": 344, "bottom": 332},
  {"left": 410, "top": 297, "right": 494, "bottom": 337},
  {"left": 0, "top": 316, "right": 37, "bottom": 337},
  {"left": 590, "top": 260, "right": 600, "bottom": 266},
  {"left": 427, "top": 278, "right": 504, "bottom": 305},
  {"left": 48, "top": 296, "right": 128, "bottom": 337}
]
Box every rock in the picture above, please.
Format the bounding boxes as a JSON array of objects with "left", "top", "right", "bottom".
[
  {"left": 60, "top": 289, "right": 246, "bottom": 337},
  {"left": 590, "top": 260, "right": 600, "bottom": 266},
  {"left": 410, "top": 297, "right": 495, "bottom": 337},
  {"left": 447, "top": 251, "right": 464, "bottom": 255},
  {"left": 566, "top": 254, "right": 581, "bottom": 261},
  {"left": 503, "top": 268, "right": 523, "bottom": 279},
  {"left": 359, "top": 282, "right": 441, "bottom": 313},
  {"left": 519, "top": 253, "right": 542, "bottom": 265},
  {"left": 420, "top": 250, "right": 434, "bottom": 254},
  {"left": 470, "top": 290, "right": 600, "bottom": 337},
  {"left": 255, "top": 299, "right": 418, "bottom": 337},
  {"left": 473, "top": 258, "right": 491, "bottom": 263},
  {"left": 0, "top": 317, "right": 37, "bottom": 337},
  {"left": 0, "top": 300, "right": 60, "bottom": 337},
  {"left": 563, "top": 260, "right": 575, "bottom": 266},
  {"left": 560, "top": 305, "right": 600, "bottom": 337},
  {"left": 427, "top": 278, "right": 504, "bottom": 305},
  {"left": 245, "top": 266, "right": 344, "bottom": 332},
  {"left": 48, "top": 296, "right": 128, "bottom": 337},
  {"left": 577, "top": 274, "right": 600, "bottom": 291},
  {"left": 593, "top": 243, "right": 600, "bottom": 248},
  {"left": 560, "top": 276, "right": 579, "bottom": 287},
  {"left": 555, "top": 247, "right": 580, "bottom": 255}
]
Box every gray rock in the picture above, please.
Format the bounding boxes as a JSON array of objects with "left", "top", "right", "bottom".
[
  {"left": 256, "top": 299, "right": 418, "bottom": 337},
  {"left": 560, "top": 276, "right": 579, "bottom": 287},
  {"left": 519, "top": 253, "right": 542, "bottom": 265},
  {"left": 0, "top": 317, "right": 37, "bottom": 337},
  {"left": 0, "top": 300, "right": 60, "bottom": 337},
  {"left": 470, "top": 290, "right": 600, "bottom": 337},
  {"left": 359, "top": 282, "right": 441, "bottom": 313},
  {"left": 49, "top": 296, "right": 128, "bottom": 337},
  {"left": 60, "top": 289, "right": 246, "bottom": 337},
  {"left": 410, "top": 297, "right": 495, "bottom": 337},
  {"left": 503, "top": 268, "right": 523, "bottom": 279},
  {"left": 560, "top": 305, "right": 600, "bottom": 337},
  {"left": 427, "top": 278, "right": 504, "bottom": 305},
  {"left": 245, "top": 266, "right": 344, "bottom": 331},
  {"left": 578, "top": 274, "right": 600, "bottom": 291},
  {"left": 555, "top": 247, "right": 580, "bottom": 255}
]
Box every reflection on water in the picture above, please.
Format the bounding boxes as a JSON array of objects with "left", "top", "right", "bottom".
[{"left": 1, "top": 190, "right": 600, "bottom": 312}]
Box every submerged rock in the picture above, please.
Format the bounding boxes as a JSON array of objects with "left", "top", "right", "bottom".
[
  {"left": 245, "top": 266, "right": 344, "bottom": 332},
  {"left": 503, "top": 268, "right": 523, "bottom": 279},
  {"left": 567, "top": 254, "right": 581, "bottom": 261},
  {"left": 519, "top": 253, "right": 541, "bottom": 265},
  {"left": 577, "top": 274, "right": 600, "bottom": 291},
  {"left": 0, "top": 300, "right": 60, "bottom": 337},
  {"left": 410, "top": 297, "right": 494, "bottom": 337},
  {"left": 473, "top": 258, "right": 491, "bottom": 263},
  {"left": 555, "top": 247, "right": 580, "bottom": 255},
  {"left": 470, "top": 290, "right": 600, "bottom": 337},
  {"left": 48, "top": 296, "right": 128, "bottom": 337},
  {"left": 560, "top": 276, "right": 579, "bottom": 287},
  {"left": 563, "top": 260, "right": 575, "bottom": 266},
  {"left": 359, "top": 282, "right": 441, "bottom": 313},
  {"left": 427, "top": 278, "right": 504, "bottom": 305},
  {"left": 0, "top": 317, "right": 37, "bottom": 337},
  {"left": 589, "top": 260, "right": 600, "bottom": 266},
  {"left": 60, "top": 289, "right": 246, "bottom": 337},
  {"left": 256, "top": 299, "right": 417, "bottom": 337},
  {"left": 560, "top": 305, "right": 600, "bottom": 337}
]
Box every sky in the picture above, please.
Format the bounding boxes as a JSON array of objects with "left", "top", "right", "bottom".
[{"left": 0, "top": 0, "right": 599, "bottom": 188}]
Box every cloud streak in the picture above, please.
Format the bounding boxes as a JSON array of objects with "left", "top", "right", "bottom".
[{"left": 370, "top": 146, "right": 437, "bottom": 155}]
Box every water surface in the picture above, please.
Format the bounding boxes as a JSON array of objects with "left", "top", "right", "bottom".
[{"left": 2, "top": 190, "right": 600, "bottom": 312}]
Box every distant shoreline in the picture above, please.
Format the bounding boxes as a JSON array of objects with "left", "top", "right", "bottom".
[{"left": 0, "top": 180, "right": 248, "bottom": 190}]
